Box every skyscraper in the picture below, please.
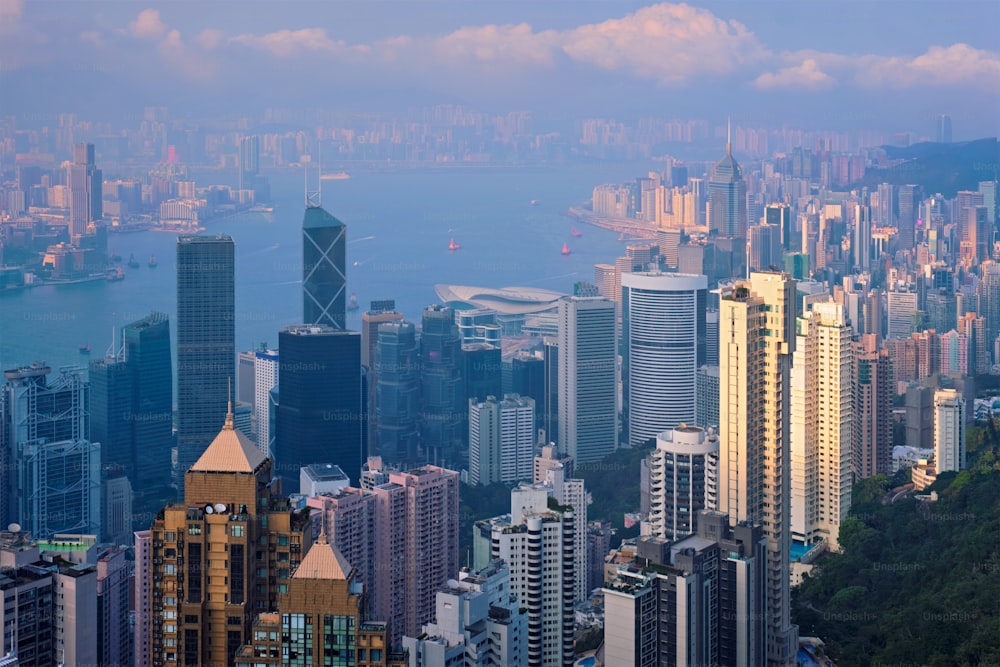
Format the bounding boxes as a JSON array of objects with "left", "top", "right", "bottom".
[
  {"left": 302, "top": 205, "right": 347, "bottom": 330},
  {"left": 934, "top": 389, "right": 965, "bottom": 474},
  {"left": 361, "top": 301, "right": 404, "bottom": 454},
  {"left": 238, "top": 135, "right": 260, "bottom": 193},
  {"left": 421, "top": 305, "right": 464, "bottom": 467},
  {"left": 375, "top": 321, "right": 421, "bottom": 465},
  {"left": 708, "top": 125, "right": 747, "bottom": 239},
  {"left": 557, "top": 296, "right": 618, "bottom": 464},
  {"left": 790, "top": 301, "right": 854, "bottom": 551},
  {"left": 718, "top": 272, "right": 798, "bottom": 665},
  {"left": 767, "top": 203, "right": 794, "bottom": 252},
  {"left": 148, "top": 407, "right": 312, "bottom": 667},
  {"left": 853, "top": 334, "right": 893, "bottom": 479},
  {"left": 897, "top": 184, "right": 920, "bottom": 250},
  {"left": 469, "top": 394, "right": 536, "bottom": 486},
  {"left": 645, "top": 425, "right": 719, "bottom": 540},
  {"left": 253, "top": 344, "right": 279, "bottom": 455},
  {"left": 275, "top": 325, "right": 363, "bottom": 491},
  {"left": 854, "top": 204, "right": 872, "bottom": 272},
  {"left": 1, "top": 364, "right": 101, "bottom": 538},
  {"left": 176, "top": 234, "right": 235, "bottom": 488},
  {"left": 68, "top": 142, "right": 102, "bottom": 237},
  {"left": 748, "top": 223, "right": 782, "bottom": 274},
  {"left": 621, "top": 272, "right": 707, "bottom": 447}
]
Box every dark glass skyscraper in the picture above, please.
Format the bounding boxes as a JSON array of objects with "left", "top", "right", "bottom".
[
  {"left": 123, "top": 313, "right": 173, "bottom": 495},
  {"left": 420, "top": 305, "right": 463, "bottom": 467},
  {"left": 275, "top": 325, "right": 363, "bottom": 490},
  {"left": 708, "top": 131, "right": 747, "bottom": 239},
  {"left": 302, "top": 206, "right": 346, "bottom": 330},
  {"left": 176, "top": 235, "right": 234, "bottom": 488},
  {"left": 375, "top": 321, "right": 421, "bottom": 466}
]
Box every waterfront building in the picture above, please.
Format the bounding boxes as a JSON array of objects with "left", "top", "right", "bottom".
[
  {"left": 176, "top": 234, "right": 235, "bottom": 489},
  {"left": 303, "top": 205, "right": 347, "bottom": 330},
  {"left": 68, "top": 142, "right": 102, "bottom": 237},
  {"left": 718, "top": 272, "right": 799, "bottom": 665},
  {"left": 621, "top": 272, "right": 707, "bottom": 447},
  {"left": 275, "top": 325, "right": 363, "bottom": 492},
  {"left": 557, "top": 296, "right": 617, "bottom": 463}
]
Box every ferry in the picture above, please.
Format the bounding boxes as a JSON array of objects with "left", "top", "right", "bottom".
[
  {"left": 107, "top": 267, "right": 124, "bottom": 281},
  {"left": 561, "top": 242, "right": 571, "bottom": 256},
  {"left": 571, "top": 227, "right": 583, "bottom": 238},
  {"left": 449, "top": 238, "right": 461, "bottom": 251},
  {"left": 79, "top": 344, "right": 91, "bottom": 355},
  {"left": 148, "top": 254, "right": 158, "bottom": 268},
  {"left": 127, "top": 253, "right": 140, "bottom": 268},
  {"left": 347, "top": 293, "right": 359, "bottom": 311}
]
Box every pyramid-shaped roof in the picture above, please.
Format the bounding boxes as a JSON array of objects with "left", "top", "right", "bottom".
[
  {"left": 189, "top": 409, "right": 267, "bottom": 474},
  {"left": 302, "top": 205, "right": 345, "bottom": 230},
  {"left": 292, "top": 531, "right": 354, "bottom": 580}
]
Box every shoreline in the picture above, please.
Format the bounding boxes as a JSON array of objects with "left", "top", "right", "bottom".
[{"left": 566, "top": 207, "right": 660, "bottom": 240}]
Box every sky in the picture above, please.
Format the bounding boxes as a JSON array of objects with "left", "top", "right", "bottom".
[{"left": 2, "top": 0, "right": 999, "bottom": 136}]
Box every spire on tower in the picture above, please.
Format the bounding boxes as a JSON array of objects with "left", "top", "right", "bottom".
[
  {"left": 726, "top": 116, "right": 732, "bottom": 156},
  {"left": 224, "top": 377, "right": 234, "bottom": 430}
]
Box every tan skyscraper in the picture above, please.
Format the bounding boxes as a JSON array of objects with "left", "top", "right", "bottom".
[
  {"left": 718, "top": 271, "right": 798, "bottom": 665},
  {"left": 791, "top": 300, "right": 854, "bottom": 551},
  {"left": 149, "top": 406, "right": 312, "bottom": 667}
]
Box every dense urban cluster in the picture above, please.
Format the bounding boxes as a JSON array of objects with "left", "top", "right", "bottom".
[{"left": 0, "top": 109, "right": 998, "bottom": 667}]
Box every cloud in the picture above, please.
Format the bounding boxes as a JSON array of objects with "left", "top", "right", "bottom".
[
  {"left": 855, "top": 43, "right": 1000, "bottom": 88},
  {"left": 230, "top": 28, "right": 370, "bottom": 58},
  {"left": 0, "top": 0, "right": 21, "bottom": 27},
  {"left": 128, "top": 8, "right": 167, "bottom": 40},
  {"left": 434, "top": 23, "right": 560, "bottom": 67},
  {"left": 754, "top": 58, "right": 835, "bottom": 90},
  {"left": 560, "top": 3, "right": 769, "bottom": 84},
  {"left": 195, "top": 28, "right": 224, "bottom": 51}
]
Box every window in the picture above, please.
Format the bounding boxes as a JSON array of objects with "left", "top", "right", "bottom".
[
  {"left": 231, "top": 525, "right": 244, "bottom": 537},
  {"left": 164, "top": 624, "right": 176, "bottom": 633},
  {"left": 164, "top": 564, "right": 176, "bottom": 575},
  {"left": 278, "top": 536, "right": 288, "bottom": 546},
  {"left": 188, "top": 524, "right": 201, "bottom": 535}
]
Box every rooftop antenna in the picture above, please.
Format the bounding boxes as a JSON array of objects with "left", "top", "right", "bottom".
[
  {"left": 305, "top": 141, "right": 321, "bottom": 209},
  {"left": 726, "top": 115, "right": 732, "bottom": 156},
  {"left": 224, "top": 377, "right": 234, "bottom": 430}
]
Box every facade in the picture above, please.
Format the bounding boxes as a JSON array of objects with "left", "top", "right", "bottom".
[
  {"left": 696, "top": 365, "right": 720, "bottom": 429},
  {"left": 748, "top": 223, "right": 782, "bottom": 273},
  {"left": 1, "top": 364, "right": 101, "bottom": 539},
  {"left": 420, "top": 305, "right": 465, "bottom": 468},
  {"left": 621, "top": 272, "right": 707, "bottom": 447},
  {"left": 853, "top": 334, "right": 893, "bottom": 479},
  {"left": 253, "top": 345, "right": 279, "bottom": 454},
  {"left": 533, "top": 444, "right": 574, "bottom": 484},
  {"left": 557, "top": 296, "right": 618, "bottom": 463},
  {"left": 934, "top": 389, "right": 966, "bottom": 474},
  {"left": 645, "top": 426, "right": 719, "bottom": 541},
  {"left": 708, "top": 133, "right": 748, "bottom": 239},
  {"left": 375, "top": 321, "right": 421, "bottom": 465},
  {"left": 134, "top": 530, "right": 152, "bottom": 667},
  {"left": 602, "top": 513, "right": 767, "bottom": 667},
  {"left": 68, "top": 143, "right": 102, "bottom": 237},
  {"left": 886, "top": 288, "right": 918, "bottom": 339},
  {"left": 361, "top": 303, "right": 404, "bottom": 455},
  {"left": 176, "top": 234, "right": 235, "bottom": 487},
  {"left": 303, "top": 205, "right": 347, "bottom": 330},
  {"left": 488, "top": 486, "right": 575, "bottom": 667},
  {"left": 148, "top": 407, "right": 312, "bottom": 667},
  {"left": 402, "top": 561, "right": 527, "bottom": 666},
  {"left": 718, "top": 272, "right": 798, "bottom": 665},
  {"left": 790, "top": 301, "right": 854, "bottom": 551},
  {"left": 468, "top": 394, "right": 535, "bottom": 486},
  {"left": 96, "top": 547, "right": 132, "bottom": 667},
  {"left": 233, "top": 535, "right": 405, "bottom": 667},
  {"left": 275, "top": 325, "right": 363, "bottom": 492}
]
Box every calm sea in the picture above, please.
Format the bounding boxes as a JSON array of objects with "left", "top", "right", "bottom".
[{"left": 0, "top": 163, "right": 644, "bottom": 373}]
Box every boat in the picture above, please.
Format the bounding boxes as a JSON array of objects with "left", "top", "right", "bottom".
[
  {"left": 320, "top": 172, "right": 350, "bottom": 181},
  {"left": 127, "top": 253, "right": 140, "bottom": 268},
  {"left": 561, "top": 242, "right": 571, "bottom": 256},
  {"left": 571, "top": 227, "right": 583, "bottom": 238},
  {"left": 79, "top": 344, "right": 91, "bottom": 354},
  {"left": 106, "top": 268, "right": 124, "bottom": 281},
  {"left": 347, "top": 293, "right": 359, "bottom": 311},
  {"left": 449, "top": 238, "right": 461, "bottom": 251},
  {"left": 148, "top": 254, "right": 158, "bottom": 268},
  {"left": 530, "top": 200, "right": 538, "bottom": 206},
  {"left": 353, "top": 261, "right": 360, "bottom": 267},
  {"left": 109, "top": 249, "right": 122, "bottom": 262}
]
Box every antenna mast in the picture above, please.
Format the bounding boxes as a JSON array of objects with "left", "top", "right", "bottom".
[{"left": 305, "top": 139, "right": 321, "bottom": 208}]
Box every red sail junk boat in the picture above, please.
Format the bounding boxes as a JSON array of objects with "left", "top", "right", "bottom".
[
  {"left": 571, "top": 227, "right": 583, "bottom": 237},
  {"left": 449, "top": 238, "right": 461, "bottom": 251},
  {"left": 561, "top": 242, "right": 571, "bottom": 256}
]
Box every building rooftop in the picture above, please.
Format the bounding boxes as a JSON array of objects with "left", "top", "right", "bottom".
[
  {"left": 303, "top": 463, "right": 348, "bottom": 482},
  {"left": 303, "top": 205, "right": 345, "bottom": 230},
  {"left": 189, "top": 407, "right": 267, "bottom": 474},
  {"left": 292, "top": 532, "right": 354, "bottom": 581}
]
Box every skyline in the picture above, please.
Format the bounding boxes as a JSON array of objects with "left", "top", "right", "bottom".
[{"left": 1, "top": 2, "right": 999, "bottom": 135}]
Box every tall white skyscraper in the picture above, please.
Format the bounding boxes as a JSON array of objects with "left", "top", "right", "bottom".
[
  {"left": 468, "top": 394, "right": 535, "bottom": 485},
  {"left": 718, "top": 271, "right": 798, "bottom": 666},
  {"left": 621, "top": 272, "right": 707, "bottom": 447},
  {"left": 253, "top": 346, "right": 279, "bottom": 454},
  {"left": 934, "top": 389, "right": 966, "bottom": 474},
  {"left": 790, "top": 300, "right": 854, "bottom": 551},
  {"left": 557, "top": 296, "right": 618, "bottom": 463}
]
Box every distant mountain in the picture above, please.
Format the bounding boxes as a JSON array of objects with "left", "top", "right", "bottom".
[{"left": 853, "top": 137, "right": 999, "bottom": 197}]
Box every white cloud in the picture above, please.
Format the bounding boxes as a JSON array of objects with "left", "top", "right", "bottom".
[
  {"left": 230, "top": 28, "right": 370, "bottom": 58},
  {"left": 559, "top": 3, "right": 769, "bottom": 84},
  {"left": 434, "top": 23, "right": 560, "bottom": 67},
  {"left": 195, "top": 28, "right": 224, "bottom": 51},
  {"left": 128, "top": 8, "right": 167, "bottom": 40},
  {"left": 754, "top": 58, "right": 835, "bottom": 90},
  {"left": 855, "top": 43, "right": 1000, "bottom": 88}
]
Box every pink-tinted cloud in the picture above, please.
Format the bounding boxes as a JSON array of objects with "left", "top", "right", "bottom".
[
  {"left": 754, "top": 58, "right": 835, "bottom": 90},
  {"left": 434, "top": 23, "right": 560, "bottom": 67},
  {"left": 128, "top": 8, "right": 167, "bottom": 40},
  {"left": 230, "top": 28, "right": 370, "bottom": 58},
  {"left": 855, "top": 43, "right": 1000, "bottom": 88}
]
